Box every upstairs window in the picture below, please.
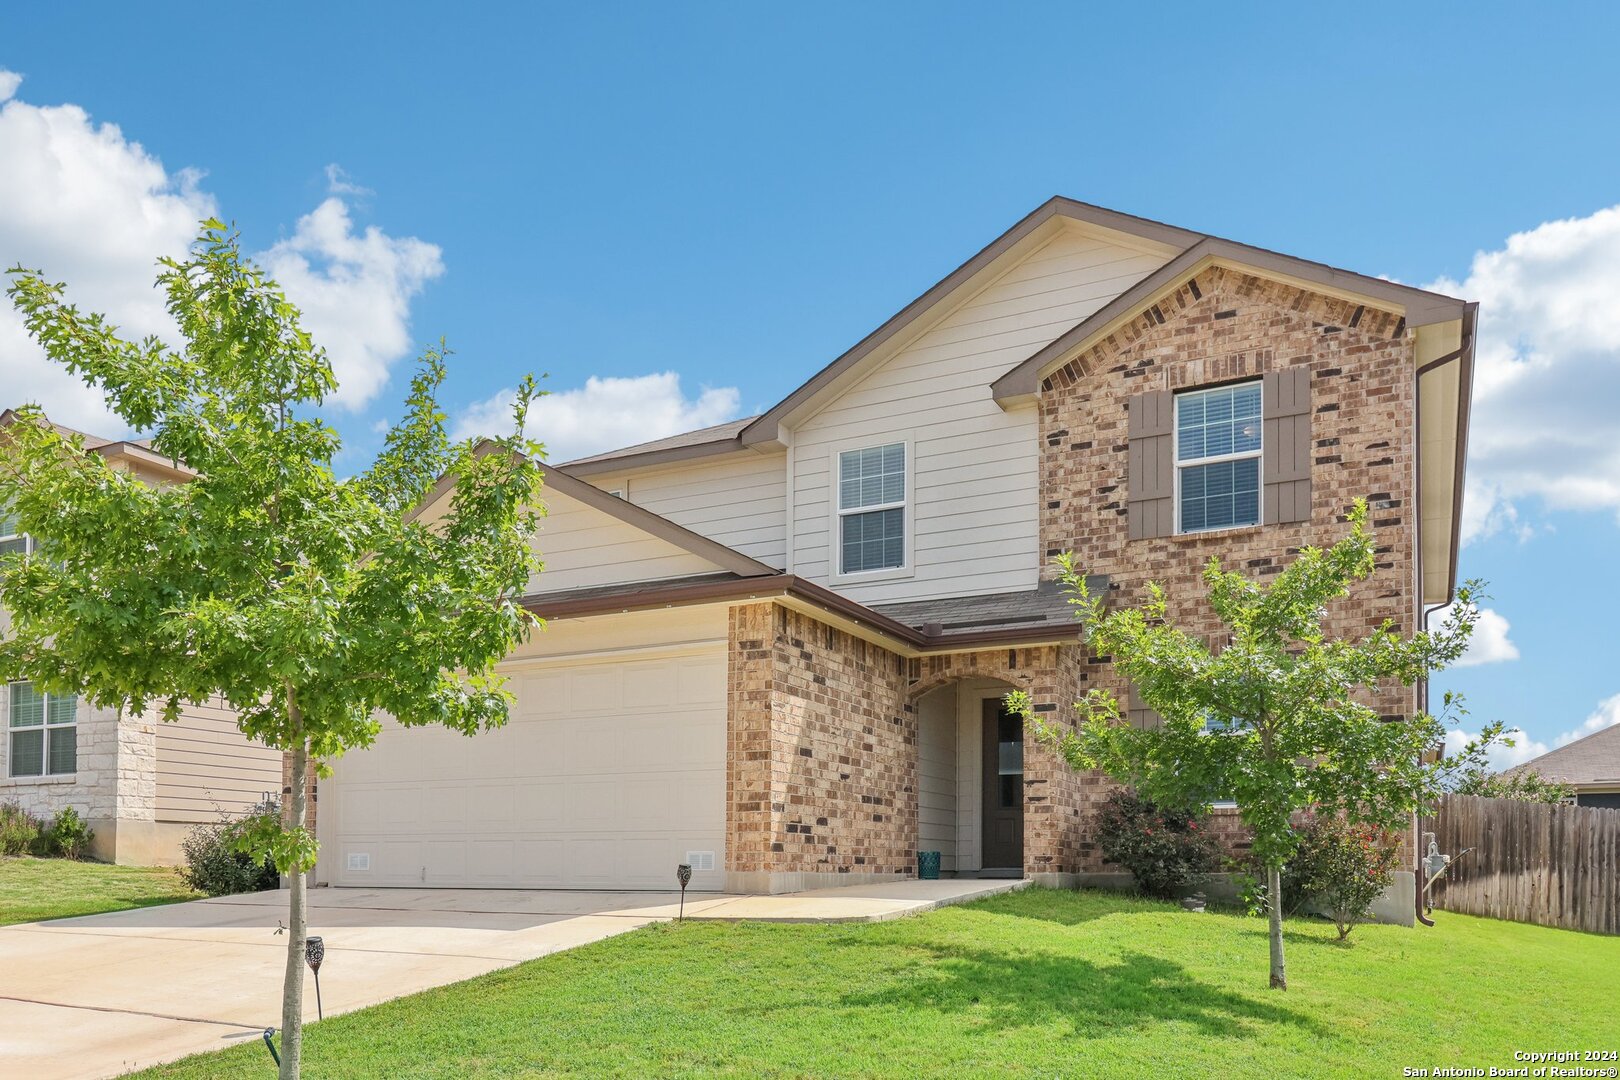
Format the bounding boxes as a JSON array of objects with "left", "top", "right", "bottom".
[
  {"left": 838, "top": 442, "right": 906, "bottom": 574},
  {"left": 0, "top": 510, "right": 30, "bottom": 558},
  {"left": 1176, "top": 381, "right": 1262, "bottom": 533},
  {"left": 9, "top": 681, "right": 77, "bottom": 777}
]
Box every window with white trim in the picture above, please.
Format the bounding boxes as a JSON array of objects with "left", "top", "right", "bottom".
[
  {"left": 1175, "top": 381, "right": 1262, "bottom": 533},
  {"left": 838, "top": 442, "right": 906, "bottom": 574},
  {"left": 8, "top": 681, "right": 77, "bottom": 777},
  {"left": 0, "top": 509, "right": 31, "bottom": 558}
]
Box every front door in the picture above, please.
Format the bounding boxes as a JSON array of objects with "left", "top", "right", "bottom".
[{"left": 981, "top": 699, "right": 1024, "bottom": 870}]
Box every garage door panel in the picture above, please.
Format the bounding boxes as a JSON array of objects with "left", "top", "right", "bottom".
[
  {"left": 570, "top": 668, "right": 620, "bottom": 712},
  {"left": 419, "top": 786, "right": 468, "bottom": 833},
  {"left": 513, "top": 781, "right": 566, "bottom": 827},
  {"left": 513, "top": 839, "right": 566, "bottom": 884},
  {"left": 677, "top": 660, "right": 725, "bottom": 705},
  {"left": 511, "top": 721, "right": 564, "bottom": 777},
  {"left": 424, "top": 840, "right": 467, "bottom": 884},
  {"left": 468, "top": 783, "right": 515, "bottom": 826},
  {"left": 516, "top": 672, "right": 567, "bottom": 718},
  {"left": 466, "top": 840, "right": 516, "bottom": 883},
  {"left": 325, "top": 645, "right": 726, "bottom": 890}
]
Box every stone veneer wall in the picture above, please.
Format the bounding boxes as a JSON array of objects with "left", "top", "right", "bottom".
[
  {"left": 1031, "top": 265, "right": 1422, "bottom": 877},
  {"left": 0, "top": 687, "right": 151, "bottom": 862},
  {"left": 727, "top": 601, "right": 916, "bottom": 891}
]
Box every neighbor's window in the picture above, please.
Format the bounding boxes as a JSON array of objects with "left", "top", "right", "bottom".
[
  {"left": 8, "top": 681, "right": 77, "bottom": 777},
  {"left": 0, "top": 510, "right": 30, "bottom": 558},
  {"left": 1176, "top": 381, "right": 1262, "bottom": 533},
  {"left": 838, "top": 442, "right": 906, "bottom": 574}
]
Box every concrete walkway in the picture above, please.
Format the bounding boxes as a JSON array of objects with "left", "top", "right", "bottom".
[{"left": 0, "top": 877, "right": 1026, "bottom": 1079}]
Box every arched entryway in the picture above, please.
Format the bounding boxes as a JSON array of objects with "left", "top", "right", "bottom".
[{"left": 914, "top": 677, "right": 1022, "bottom": 878}]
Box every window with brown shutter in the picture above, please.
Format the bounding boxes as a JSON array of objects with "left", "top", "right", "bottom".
[
  {"left": 1261, "top": 367, "right": 1312, "bottom": 524},
  {"left": 1126, "top": 389, "right": 1173, "bottom": 539},
  {"left": 1129, "top": 373, "right": 1314, "bottom": 537}
]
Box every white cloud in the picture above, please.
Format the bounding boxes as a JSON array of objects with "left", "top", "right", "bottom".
[
  {"left": 323, "top": 163, "right": 371, "bottom": 197},
  {"left": 259, "top": 197, "right": 443, "bottom": 410},
  {"left": 1443, "top": 726, "right": 1549, "bottom": 772},
  {"left": 1553, "top": 692, "right": 1620, "bottom": 748},
  {"left": 0, "top": 69, "right": 216, "bottom": 433},
  {"left": 453, "top": 372, "right": 741, "bottom": 463},
  {"left": 0, "top": 71, "right": 442, "bottom": 430},
  {"left": 1429, "top": 206, "right": 1620, "bottom": 542},
  {"left": 1447, "top": 694, "right": 1620, "bottom": 775},
  {"left": 1450, "top": 606, "right": 1519, "bottom": 668}
]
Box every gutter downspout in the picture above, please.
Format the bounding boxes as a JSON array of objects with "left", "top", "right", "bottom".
[{"left": 1411, "top": 305, "right": 1476, "bottom": 927}]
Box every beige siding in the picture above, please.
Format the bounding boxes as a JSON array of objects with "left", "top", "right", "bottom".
[
  {"left": 526, "top": 486, "right": 729, "bottom": 594},
  {"left": 602, "top": 451, "right": 787, "bottom": 568},
  {"left": 917, "top": 688, "right": 957, "bottom": 873},
  {"left": 154, "top": 698, "right": 282, "bottom": 823},
  {"left": 788, "top": 225, "right": 1170, "bottom": 603}
]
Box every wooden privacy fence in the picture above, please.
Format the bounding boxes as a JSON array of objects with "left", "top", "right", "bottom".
[{"left": 1423, "top": 793, "right": 1619, "bottom": 935}]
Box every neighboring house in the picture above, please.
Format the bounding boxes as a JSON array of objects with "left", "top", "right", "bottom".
[
  {"left": 1505, "top": 726, "right": 1620, "bottom": 808},
  {"left": 312, "top": 197, "right": 1475, "bottom": 895},
  {"left": 0, "top": 413, "right": 283, "bottom": 864}
]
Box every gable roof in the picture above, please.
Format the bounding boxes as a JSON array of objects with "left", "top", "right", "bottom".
[
  {"left": 563, "top": 196, "right": 1474, "bottom": 474},
  {"left": 1505, "top": 724, "right": 1620, "bottom": 789},
  {"left": 409, "top": 442, "right": 780, "bottom": 580},
  {"left": 733, "top": 198, "right": 1198, "bottom": 448},
  {"left": 561, "top": 416, "right": 759, "bottom": 476},
  {"left": 989, "top": 235, "right": 1474, "bottom": 403},
  {"left": 0, "top": 408, "right": 195, "bottom": 481}
]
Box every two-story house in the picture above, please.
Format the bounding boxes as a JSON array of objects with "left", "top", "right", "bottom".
[
  {"left": 0, "top": 413, "right": 285, "bottom": 864},
  {"left": 304, "top": 197, "right": 1475, "bottom": 897}
]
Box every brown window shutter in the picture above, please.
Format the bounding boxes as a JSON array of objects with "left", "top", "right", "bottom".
[
  {"left": 1127, "top": 389, "right": 1173, "bottom": 539},
  {"left": 1126, "top": 683, "right": 1163, "bottom": 731},
  {"left": 1262, "top": 368, "right": 1311, "bottom": 524}
]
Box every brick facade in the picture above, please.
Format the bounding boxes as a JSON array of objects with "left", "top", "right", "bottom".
[
  {"left": 1039, "top": 266, "right": 1417, "bottom": 651},
  {"left": 726, "top": 601, "right": 916, "bottom": 891},
  {"left": 722, "top": 267, "right": 1422, "bottom": 887},
  {"left": 1032, "top": 265, "right": 1421, "bottom": 875}
]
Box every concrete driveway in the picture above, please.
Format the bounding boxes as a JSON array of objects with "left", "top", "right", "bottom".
[
  {"left": 0, "top": 886, "right": 712, "bottom": 1080},
  {"left": 0, "top": 878, "right": 1022, "bottom": 1079}
]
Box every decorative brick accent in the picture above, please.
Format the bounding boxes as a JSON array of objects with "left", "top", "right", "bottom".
[
  {"left": 1033, "top": 266, "right": 1421, "bottom": 873},
  {"left": 727, "top": 602, "right": 915, "bottom": 881}
]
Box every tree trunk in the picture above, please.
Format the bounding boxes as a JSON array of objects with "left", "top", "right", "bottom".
[
  {"left": 280, "top": 738, "right": 309, "bottom": 1079},
  {"left": 1267, "top": 863, "right": 1287, "bottom": 990}
]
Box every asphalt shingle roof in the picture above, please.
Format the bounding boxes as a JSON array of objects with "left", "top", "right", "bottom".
[
  {"left": 871, "top": 578, "right": 1099, "bottom": 640},
  {"left": 1505, "top": 723, "right": 1620, "bottom": 787},
  {"left": 561, "top": 416, "right": 759, "bottom": 468}
]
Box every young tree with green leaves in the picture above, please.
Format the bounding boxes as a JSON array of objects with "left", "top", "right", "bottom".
[
  {"left": 1007, "top": 501, "right": 1479, "bottom": 990},
  {"left": 2, "top": 222, "right": 545, "bottom": 1078}
]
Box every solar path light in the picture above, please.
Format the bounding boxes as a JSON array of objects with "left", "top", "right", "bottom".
[
  {"left": 305, "top": 935, "right": 326, "bottom": 1020},
  {"left": 676, "top": 863, "right": 692, "bottom": 922}
]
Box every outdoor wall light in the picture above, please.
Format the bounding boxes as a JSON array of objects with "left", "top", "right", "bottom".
[
  {"left": 305, "top": 935, "right": 326, "bottom": 1020},
  {"left": 676, "top": 863, "right": 692, "bottom": 922}
]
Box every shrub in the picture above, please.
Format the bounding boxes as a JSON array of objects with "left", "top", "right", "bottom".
[
  {"left": 1096, "top": 789, "right": 1222, "bottom": 900},
  {"left": 180, "top": 797, "right": 282, "bottom": 896},
  {"left": 1, "top": 800, "right": 45, "bottom": 856},
  {"left": 1287, "top": 815, "right": 1400, "bottom": 940},
  {"left": 44, "top": 806, "right": 95, "bottom": 859}
]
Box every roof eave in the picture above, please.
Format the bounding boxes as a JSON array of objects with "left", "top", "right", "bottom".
[
  {"left": 739, "top": 197, "right": 1200, "bottom": 448},
  {"left": 991, "top": 238, "right": 1476, "bottom": 405},
  {"left": 522, "top": 572, "right": 1081, "bottom": 655}
]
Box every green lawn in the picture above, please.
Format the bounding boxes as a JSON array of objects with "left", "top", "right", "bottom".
[
  {"left": 134, "top": 888, "right": 1614, "bottom": 1079},
  {"left": 0, "top": 856, "right": 201, "bottom": 925}
]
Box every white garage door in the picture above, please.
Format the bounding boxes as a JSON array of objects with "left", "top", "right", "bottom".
[{"left": 320, "top": 646, "right": 726, "bottom": 891}]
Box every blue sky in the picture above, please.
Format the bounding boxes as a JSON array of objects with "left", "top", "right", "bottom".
[{"left": 2, "top": 3, "right": 1618, "bottom": 761}]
